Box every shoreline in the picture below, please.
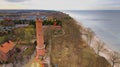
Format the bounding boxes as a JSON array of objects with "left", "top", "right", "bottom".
[
  {"left": 63, "top": 11, "right": 120, "bottom": 52},
  {"left": 74, "top": 18, "right": 120, "bottom": 67}
]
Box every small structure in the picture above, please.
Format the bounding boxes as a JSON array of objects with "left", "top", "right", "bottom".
[
  {"left": 53, "top": 21, "right": 61, "bottom": 30},
  {"left": 0, "top": 41, "right": 15, "bottom": 62}
]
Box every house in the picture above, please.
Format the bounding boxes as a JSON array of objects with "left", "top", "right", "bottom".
[{"left": 0, "top": 41, "right": 15, "bottom": 62}]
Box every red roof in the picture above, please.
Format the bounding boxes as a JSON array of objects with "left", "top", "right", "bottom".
[{"left": 0, "top": 41, "right": 15, "bottom": 54}]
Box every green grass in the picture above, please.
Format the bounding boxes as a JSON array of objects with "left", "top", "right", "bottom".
[
  {"left": 0, "top": 35, "right": 8, "bottom": 44},
  {"left": 23, "top": 48, "right": 32, "bottom": 56},
  {"left": 0, "top": 36, "right": 5, "bottom": 41}
]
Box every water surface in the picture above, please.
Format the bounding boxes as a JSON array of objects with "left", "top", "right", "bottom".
[{"left": 63, "top": 10, "right": 120, "bottom": 52}]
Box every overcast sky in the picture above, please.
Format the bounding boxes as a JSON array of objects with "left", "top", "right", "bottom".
[{"left": 0, "top": 0, "right": 120, "bottom": 10}]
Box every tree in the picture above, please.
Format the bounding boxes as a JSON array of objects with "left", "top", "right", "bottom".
[
  {"left": 13, "top": 28, "right": 25, "bottom": 42},
  {"left": 44, "top": 26, "right": 54, "bottom": 49},
  {"left": 110, "top": 52, "right": 120, "bottom": 67},
  {"left": 79, "top": 28, "right": 94, "bottom": 47},
  {"left": 96, "top": 41, "right": 105, "bottom": 55},
  {"left": 87, "top": 28, "right": 95, "bottom": 47},
  {"left": 44, "top": 26, "right": 54, "bottom": 41}
]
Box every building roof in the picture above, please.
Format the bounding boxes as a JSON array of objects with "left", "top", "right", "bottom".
[{"left": 0, "top": 41, "right": 15, "bottom": 54}]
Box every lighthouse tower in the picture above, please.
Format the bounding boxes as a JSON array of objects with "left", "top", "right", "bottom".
[{"left": 35, "top": 18, "right": 45, "bottom": 62}]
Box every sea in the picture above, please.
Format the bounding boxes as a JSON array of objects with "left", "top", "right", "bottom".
[{"left": 63, "top": 10, "right": 120, "bottom": 52}]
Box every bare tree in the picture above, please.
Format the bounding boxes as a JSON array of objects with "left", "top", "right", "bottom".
[
  {"left": 44, "top": 26, "right": 54, "bottom": 47},
  {"left": 81, "top": 28, "right": 95, "bottom": 47},
  {"left": 87, "top": 28, "right": 95, "bottom": 47},
  {"left": 110, "top": 52, "right": 120, "bottom": 67},
  {"left": 96, "top": 41, "right": 105, "bottom": 55},
  {"left": 79, "top": 28, "right": 89, "bottom": 47}
]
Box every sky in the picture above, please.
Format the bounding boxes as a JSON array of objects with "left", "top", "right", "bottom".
[{"left": 0, "top": 0, "right": 120, "bottom": 10}]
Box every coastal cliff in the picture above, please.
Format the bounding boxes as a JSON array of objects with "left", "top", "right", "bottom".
[{"left": 48, "top": 12, "right": 112, "bottom": 67}]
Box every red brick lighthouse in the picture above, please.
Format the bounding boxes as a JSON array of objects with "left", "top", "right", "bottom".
[{"left": 35, "top": 18, "right": 45, "bottom": 66}]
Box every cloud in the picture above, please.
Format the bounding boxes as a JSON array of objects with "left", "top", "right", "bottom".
[
  {"left": 6, "top": 0, "right": 28, "bottom": 2},
  {"left": 1, "top": 0, "right": 120, "bottom": 10}
]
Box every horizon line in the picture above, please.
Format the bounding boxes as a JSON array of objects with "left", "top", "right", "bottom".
[{"left": 0, "top": 9, "right": 120, "bottom": 11}]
